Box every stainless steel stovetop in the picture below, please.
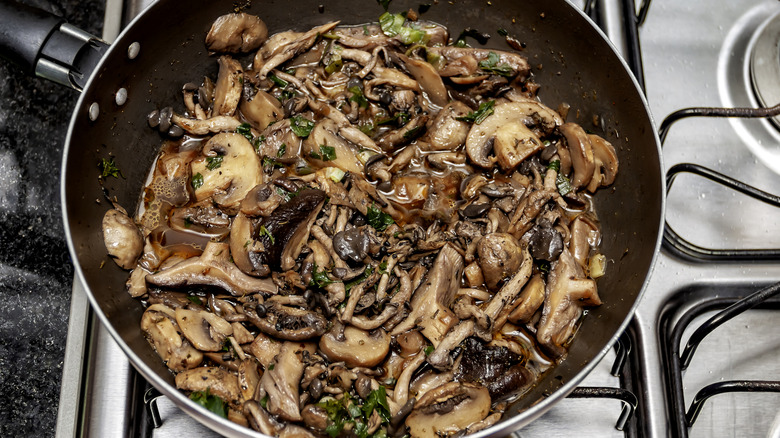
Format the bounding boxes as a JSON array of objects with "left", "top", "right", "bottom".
[{"left": 56, "top": 0, "right": 780, "bottom": 437}]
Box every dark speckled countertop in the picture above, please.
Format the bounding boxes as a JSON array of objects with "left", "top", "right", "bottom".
[{"left": 0, "top": 0, "right": 105, "bottom": 436}]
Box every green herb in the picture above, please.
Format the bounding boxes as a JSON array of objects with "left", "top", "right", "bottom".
[
  {"left": 263, "top": 156, "right": 284, "bottom": 168},
  {"left": 191, "top": 173, "right": 204, "bottom": 190},
  {"left": 424, "top": 345, "right": 434, "bottom": 356},
  {"left": 291, "top": 115, "right": 315, "bottom": 138},
  {"left": 348, "top": 85, "right": 369, "bottom": 109},
  {"left": 456, "top": 100, "right": 495, "bottom": 125},
  {"left": 309, "top": 150, "right": 322, "bottom": 160},
  {"left": 268, "top": 363, "right": 275, "bottom": 370},
  {"left": 497, "top": 28, "right": 508, "bottom": 36},
  {"left": 186, "top": 295, "right": 203, "bottom": 305},
  {"left": 547, "top": 159, "right": 561, "bottom": 172},
  {"left": 402, "top": 125, "right": 423, "bottom": 139},
  {"left": 345, "top": 266, "right": 374, "bottom": 293},
  {"left": 183, "top": 217, "right": 193, "bottom": 228},
  {"left": 556, "top": 172, "right": 573, "bottom": 196},
  {"left": 244, "top": 240, "right": 251, "bottom": 248},
  {"left": 358, "top": 122, "right": 375, "bottom": 136},
  {"left": 268, "top": 73, "right": 288, "bottom": 88},
  {"left": 538, "top": 260, "right": 551, "bottom": 273},
  {"left": 318, "top": 387, "right": 391, "bottom": 438},
  {"left": 277, "top": 143, "right": 287, "bottom": 157},
  {"left": 189, "top": 389, "right": 227, "bottom": 418},
  {"left": 259, "top": 225, "right": 275, "bottom": 245},
  {"left": 260, "top": 394, "right": 269, "bottom": 409},
  {"left": 366, "top": 204, "right": 394, "bottom": 231},
  {"left": 378, "top": 260, "right": 388, "bottom": 274},
  {"left": 99, "top": 158, "right": 123, "bottom": 179},
  {"left": 319, "top": 145, "right": 337, "bottom": 161},
  {"left": 378, "top": 12, "right": 426, "bottom": 45},
  {"left": 362, "top": 386, "right": 391, "bottom": 422},
  {"left": 363, "top": 24, "right": 370, "bottom": 35},
  {"left": 478, "top": 51, "right": 513, "bottom": 76},
  {"left": 377, "top": 0, "right": 391, "bottom": 11},
  {"left": 236, "top": 123, "right": 253, "bottom": 141},
  {"left": 253, "top": 135, "right": 265, "bottom": 152},
  {"left": 310, "top": 263, "right": 336, "bottom": 288},
  {"left": 285, "top": 68, "right": 296, "bottom": 75},
  {"left": 206, "top": 156, "right": 223, "bottom": 170},
  {"left": 281, "top": 89, "right": 295, "bottom": 100}
]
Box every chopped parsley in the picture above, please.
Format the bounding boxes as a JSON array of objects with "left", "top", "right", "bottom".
[
  {"left": 318, "top": 387, "right": 391, "bottom": 438},
  {"left": 189, "top": 389, "right": 227, "bottom": 418},
  {"left": 236, "top": 123, "right": 253, "bottom": 142},
  {"left": 366, "top": 204, "right": 394, "bottom": 231},
  {"left": 260, "top": 394, "right": 269, "bottom": 409},
  {"left": 345, "top": 266, "right": 373, "bottom": 293},
  {"left": 478, "top": 51, "right": 514, "bottom": 77},
  {"left": 253, "top": 135, "right": 266, "bottom": 152},
  {"left": 290, "top": 115, "right": 315, "bottom": 138},
  {"left": 268, "top": 73, "right": 288, "bottom": 88},
  {"left": 377, "top": 0, "right": 391, "bottom": 11},
  {"left": 263, "top": 156, "right": 284, "bottom": 169},
  {"left": 456, "top": 100, "right": 495, "bottom": 125},
  {"left": 310, "top": 263, "right": 336, "bottom": 288},
  {"left": 191, "top": 173, "right": 204, "bottom": 190},
  {"left": 319, "top": 145, "right": 337, "bottom": 161},
  {"left": 99, "top": 158, "right": 123, "bottom": 179},
  {"left": 186, "top": 295, "right": 203, "bottom": 306},
  {"left": 205, "top": 156, "right": 223, "bottom": 170},
  {"left": 402, "top": 125, "right": 423, "bottom": 140},
  {"left": 424, "top": 345, "right": 434, "bottom": 355},
  {"left": 277, "top": 143, "right": 287, "bottom": 158},
  {"left": 183, "top": 217, "right": 193, "bottom": 228},
  {"left": 348, "top": 85, "right": 369, "bottom": 109},
  {"left": 259, "top": 225, "right": 275, "bottom": 245}
]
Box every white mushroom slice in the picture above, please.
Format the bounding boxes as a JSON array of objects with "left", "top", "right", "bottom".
[
  {"left": 175, "top": 367, "right": 243, "bottom": 409},
  {"left": 319, "top": 324, "right": 390, "bottom": 368},
  {"left": 303, "top": 119, "right": 365, "bottom": 174},
  {"left": 231, "top": 322, "right": 255, "bottom": 344},
  {"left": 392, "top": 52, "right": 448, "bottom": 108},
  {"left": 239, "top": 89, "right": 283, "bottom": 131},
  {"left": 253, "top": 30, "right": 303, "bottom": 70},
  {"left": 391, "top": 243, "right": 463, "bottom": 347},
  {"left": 238, "top": 358, "right": 261, "bottom": 401},
  {"left": 257, "top": 342, "right": 316, "bottom": 421},
  {"left": 257, "top": 21, "right": 339, "bottom": 79},
  {"left": 504, "top": 273, "right": 546, "bottom": 325},
  {"left": 102, "top": 208, "right": 143, "bottom": 269},
  {"left": 175, "top": 307, "right": 233, "bottom": 351},
  {"left": 247, "top": 332, "right": 282, "bottom": 369},
  {"left": 405, "top": 382, "right": 492, "bottom": 438},
  {"left": 586, "top": 133, "right": 619, "bottom": 192},
  {"left": 191, "top": 133, "right": 262, "bottom": 211},
  {"left": 146, "top": 242, "right": 278, "bottom": 296},
  {"left": 206, "top": 13, "right": 268, "bottom": 53},
  {"left": 140, "top": 304, "right": 202, "bottom": 371},
  {"left": 569, "top": 214, "right": 601, "bottom": 269},
  {"left": 126, "top": 266, "right": 148, "bottom": 297},
  {"left": 503, "top": 92, "right": 566, "bottom": 134},
  {"left": 536, "top": 248, "right": 602, "bottom": 357},
  {"left": 171, "top": 113, "right": 242, "bottom": 135},
  {"left": 212, "top": 56, "right": 243, "bottom": 116},
  {"left": 425, "top": 101, "right": 472, "bottom": 151},
  {"left": 229, "top": 211, "right": 267, "bottom": 277},
  {"left": 560, "top": 122, "right": 595, "bottom": 188},
  {"left": 465, "top": 101, "right": 556, "bottom": 169}
]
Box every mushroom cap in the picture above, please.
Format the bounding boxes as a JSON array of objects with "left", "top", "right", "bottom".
[
  {"left": 560, "top": 122, "right": 596, "bottom": 189},
  {"left": 191, "top": 133, "right": 263, "bottom": 211},
  {"left": 102, "top": 208, "right": 144, "bottom": 269},
  {"left": 405, "top": 382, "right": 491, "bottom": 438},
  {"left": 425, "top": 101, "right": 472, "bottom": 151},
  {"left": 586, "top": 133, "right": 619, "bottom": 192},
  {"left": 239, "top": 89, "right": 283, "bottom": 131},
  {"left": 318, "top": 324, "right": 390, "bottom": 368},
  {"left": 477, "top": 233, "right": 524, "bottom": 290},
  {"left": 304, "top": 120, "right": 365, "bottom": 175},
  {"left": 205, "top": 12, "right": 268, "bottom": 54},
  {"left": 175, "top": 307, "right": 233, "bottom": 352}
]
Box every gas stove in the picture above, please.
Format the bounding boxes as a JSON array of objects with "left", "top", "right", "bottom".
[{"left": 55, "top": 0, "right": 780, "bottom": 437}]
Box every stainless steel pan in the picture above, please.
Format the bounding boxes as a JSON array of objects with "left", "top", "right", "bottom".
[{"left": 0, "top": 0, "right": 664, "bottom": 436}]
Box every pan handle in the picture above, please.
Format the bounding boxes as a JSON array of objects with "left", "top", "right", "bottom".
[{"left": 0, "top": 1, "right": 108, "bottom": 91}]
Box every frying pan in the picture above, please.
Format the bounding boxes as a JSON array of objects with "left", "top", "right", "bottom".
[{"left": 0, "top": 0, "right": 664, "bottom": 436}]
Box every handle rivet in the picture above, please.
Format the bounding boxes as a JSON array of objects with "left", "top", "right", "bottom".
[
  {"left": 88, "top": 102, "right": 99, "bottom": 121},
  {"left": 127, "top": 42, "right": 140, "bottom": 60},
  {"left": 115, "top": 88, "right": 127, "bottom": 106}
]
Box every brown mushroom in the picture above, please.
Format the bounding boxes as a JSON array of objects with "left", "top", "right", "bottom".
[
  {"left": 245, "top": 297, "right": 328, "bottom": 341},
  {"left": 392, "top": 52, "right": 448, "bottom": 108},
  {"left": 405, "top": 382, "right": 491, "bottom": 438},
  {"left": 175, "top": 307, "right": 233, "bottom": 352},
  {"left": 586, "top": 133, "right": 619, "bottom": 192},
  {"left": 140, "top": 304, "right": 203, "bottom": 371},
  {"left": 175, "top": 367, "right": 243, "bottom": 409},
  {"left": 103, "top": 208, "right": 143, "bottom": 269},
  {"left": 257, "top": 341, "right": 317, "bottom": 421},
  {"left": 212, "top": 56, "right": 243, "bottom": 116},
  {"left": 560, "top": 123, "right": 595, "bottom": 189},
  {"left": 206, "top": 12, "right": 268, "bottom": 53},
  {"left": 424, "top": 101, "right": 472, "bottom": 151},
  {"left": 477, "top": 233, "right": 524, "bottom": 290},
  {"left": 240, "top": 89, "right": 284, "bottom": 131},
  {"left": 569, "top": 214, "right": 601, "bottom": 269},
  {"left": 319, "top": 323, "right": 390, "bottom": 368}
]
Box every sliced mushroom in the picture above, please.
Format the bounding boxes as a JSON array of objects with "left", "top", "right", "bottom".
[
  {"left": 569, "top": 214, "right": 601, "bottom": 269},
  {"left": 190, "top": 133, "right": 263, "bottom": 211},
  {"left": 256, "top": 189, "right": 326, "bottom": 271},
  {"left": 171, "top": 113, "right": 243, "bottom": 135},
  {"left": 103, "top": 208, "right": 143, "bottom": 269},
  {"left": 560, "top": 123, "right": 595, "bottom": 189},
  {"left": 238, "top": 358, "right": 262, "bottom": 401},
  {"left": 257, "top": 341, "right": 317, "bottom": 421},
  {"left": 586, "top": 133, "right": 619, "bottom": 192},
  {"left": 392, "top": 52, "right": 448, "bottom": 108},
  {"left": 405, "top": 382, "right": 491, "bottom": 438},
  {"left": 391, "top": 243, "right": 463, "bottom": 347},
  {"left": 536, "top": 248, "right": 601, "bottom": 357},
  {"left": 505, "top": 273, "right": 546, "bottom": 324},
  {"left": 424, "top": 101, "right": 472, "bottom": 151},
  {"left": 245, "top": 297, "right": 328, "bottom": 341},
  {"left": 477, "top": 233, "right": 524, "bottom": 290},
  {"left": 256, "top": 21, "right": 339, "bottom": 79},
  {"left": 240, "top": 89, "right": 283, "bottom": 131},
  {"left": 176, "top": 367, "right": 243, "bottom": 409},
  {"left": 212, "top": 56, "right": 243, "bottom": 116},
  {"left": 319, "top": 323, "right": 390, "bottom": 368},
  {"left": 146, "top": 241, "right": 278, "bottom": 295},
  {"left": 140, "top": 304, "right": 203, "bottom": 371},
  {"left": 526, "top": 218, "right": 564, "bottom": 262},
  {"left": 206, "top": 13, "right": 268, "bottom": 53},
  {"left": 229, "top": 211, "right": 269, "bottom": 277},
  {"left": 247, "top": 331, "right": 282, "bottom": 369},
  {"left": 303, "top": 119, "right": 366, "bottom": 175},
  {"left": 465, "top": 102, "right": 554, "bottom": 169},
  {"left": 175, "top": 307, "right": 233, "bottom": 351}
]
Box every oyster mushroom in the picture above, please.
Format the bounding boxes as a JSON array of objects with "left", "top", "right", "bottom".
[
  {"left": 319, "top": 323, "right": 390, "bottom": 368},
  {"left": 240, "top": 89, "right": 283, "bottom": 131},
  {"left": 146, "top": 242, "right": 278, "bottom": 295},
  {"left": 176, "top": 366, "right": 243, "bottom": 409},
  {"left": 140, "top": 304, "right": 203, "bottom": 371},
  {"left": 429, "top": 46, "right": 530, "bottom": 79},
  {"left": 586, "top": 133, "right": 619, "bottom": 192},
  {"left": 392, "top": 52, "right": 448, "bottom": 108},
  {"left": 229, "top": 211, "right": 269, "bottom": 277},
  {"left": 465, "top": 102, "right": 549, "bottom": 170},
  {"left": 256, "top": 21, "right": 340, "bottom": 79},
  {"left": 424, "top": 101, "right": 472, "bottom": 151},
  {"left": 238, "top": 359, "right": 262, "bottom": 401},
  {"left": 206, "top": 12, "right": 268, "bottom": 53},
  {"left": 175, "top": 307, "right": 233, "bottom": 352},
  {"left": 103, "top": 208, "right": 143, "bottom": 269},
  {"left": 190, "top": 133, "right": 263, "bottom": 211},
  {"left": 245, "top": 297, "right": 328, "bottom": 341},
  {"left": 560, "top": 123, "right": 595, "bottom": 189},
  {"left": 247, "top": 332, "right": 282, "bottom": 369},
  {"left": 257, "top": 341, "right": 317, "bottom": 421},
  {"left": 171, "top": 113, "right": 243, "bottom": 135},
  {"left": 212, "top": 56, "right": 243, "bottom": 116},
  {"left": 477, "top": 233, "right": 524, "bottom": 290},
  {"left": 536, "top": 248, "right": 601, "bottom": 357},
  {"left": 569, "top": 214, "right": 601, "bottom": 269},
  {"left": 255, "top": 189, "right": 326, "bottom": 271},
  {"left": 303, "top": 119, "right": 366, "bottom": 175},
  {"left": 504, "top": 273, "right": 546, "bottom": 325},
  {"left": 405, "top": 382, "right": 491, "bottom": 438}
]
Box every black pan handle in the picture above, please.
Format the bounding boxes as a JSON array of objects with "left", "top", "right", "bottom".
[{"left": 0, "top": 0, "right": 108, "bottom": 91}]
